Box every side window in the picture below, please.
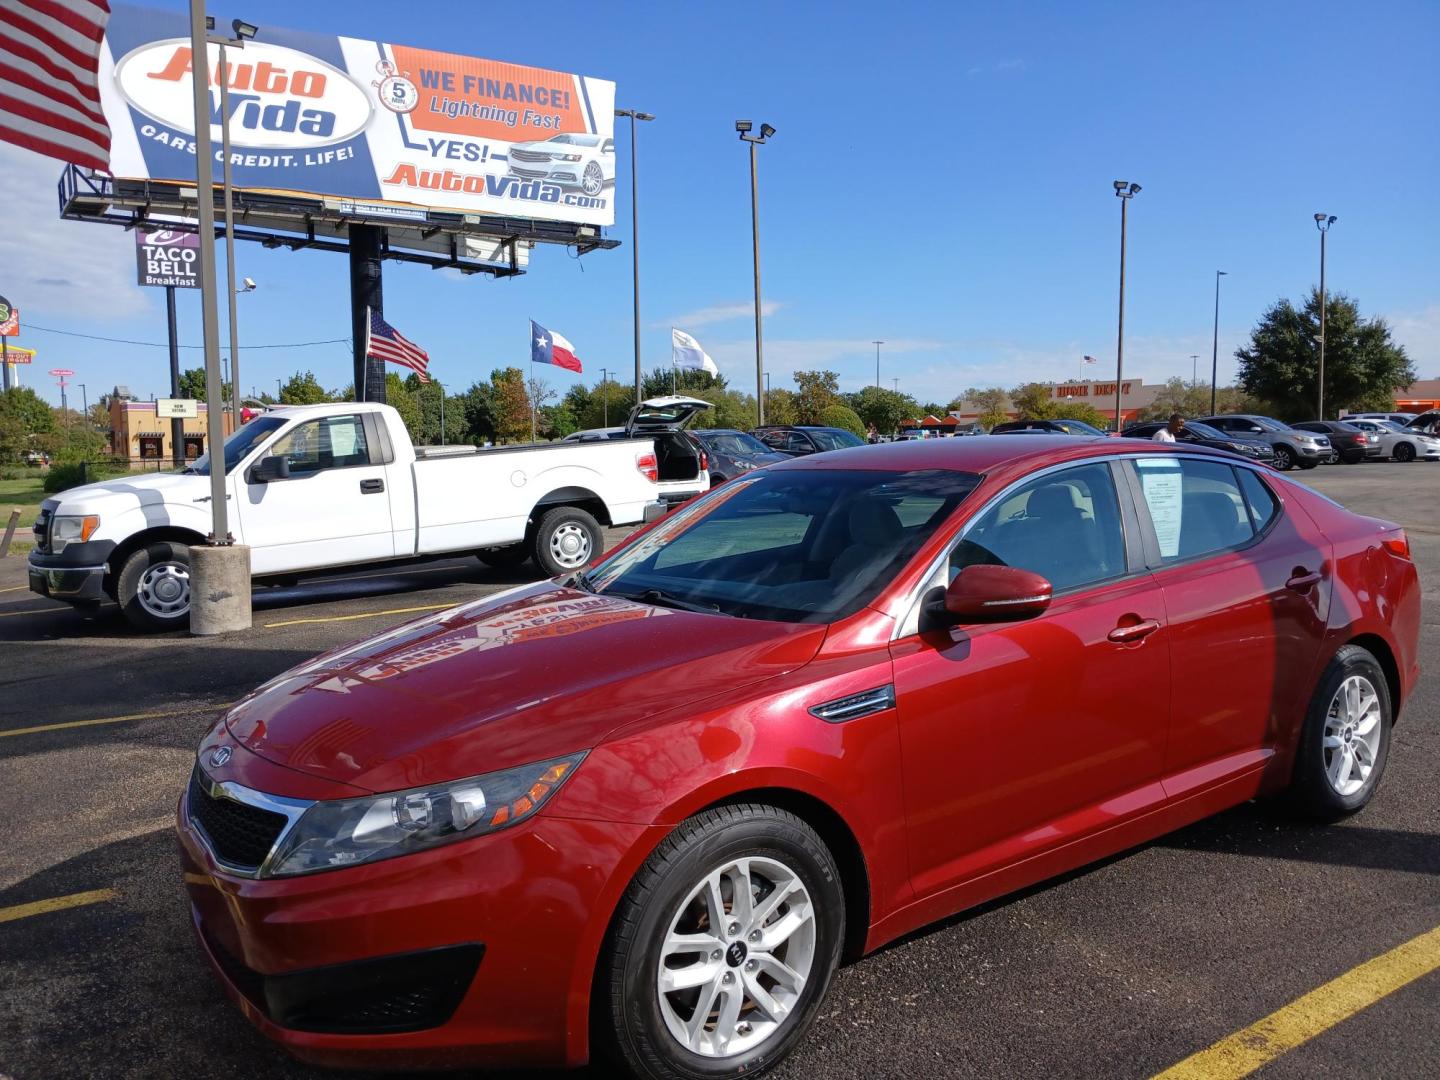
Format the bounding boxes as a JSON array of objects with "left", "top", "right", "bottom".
[
  {"left": 1136, "top": 457, "right": 1254, "bottom": 561},
  {"left": 950, "top": 462, "right": 1127, "bottom": 592},
  {"left": 266, "top": 415, "right": 370, "bottom": 475},
  {"left": 785, "top": 432, "right": 812, "bottom": 452},
  {"left": 1237, "top": 468, "right": 1280, "bottom": 532}
]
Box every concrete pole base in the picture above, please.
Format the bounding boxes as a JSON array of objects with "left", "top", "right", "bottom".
[{"left": 188, "top": 543, "right": 252, "bottom": 635}]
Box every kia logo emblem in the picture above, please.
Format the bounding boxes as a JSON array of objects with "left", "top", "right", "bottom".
[{"left": 209, "top": 746, "right": 232, "bottom": 768}]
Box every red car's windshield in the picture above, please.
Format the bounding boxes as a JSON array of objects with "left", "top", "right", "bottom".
[{"left": 587, "top": 468, "right": 981, "bottom": 623}]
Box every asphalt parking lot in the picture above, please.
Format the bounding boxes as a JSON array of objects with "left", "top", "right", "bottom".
[{"left": 2, "top": 466, "right": 1438, "bottom": 1080}]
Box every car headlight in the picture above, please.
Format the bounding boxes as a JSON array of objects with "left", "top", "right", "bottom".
[
  {"left": 266, "top": 753, "right": 586, "bottom": 877},
  {"left": 50, "top": 514, "right": 100, "bottom": 552},
  {"left": 554, "top": 153, "right": 583, "bottom": 162}
]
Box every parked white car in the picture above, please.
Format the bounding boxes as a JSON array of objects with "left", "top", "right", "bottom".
[
  {"left": 507, "top": 133, "right": 615, "bottom": 195},
  {"left": 1344, "top": 418, "right": 1440, "bottom": 462},
  {"left": 28, "top": 401, "right": 707, "bottom": 631}
]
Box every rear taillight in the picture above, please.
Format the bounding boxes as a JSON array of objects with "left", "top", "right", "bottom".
[
  {"left": 1351, "top": 434, "right": 1366, "bottom": 445},
  {"left": 1382, "top": 531, "right": 1411, "bottom": 560},
  {"left": 699, "top": 450, "right": 709, "bottom": 472},
  {"left": 636, "top": 452, "right": 658, "bottom": 483}
]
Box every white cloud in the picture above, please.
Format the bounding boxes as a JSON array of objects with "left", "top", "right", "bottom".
[
  {"left": 0, "top": 142, "right": 150, "bottom": 320},
  {"left": 656, "top": 299, "right": 783, "bottom": 329}
]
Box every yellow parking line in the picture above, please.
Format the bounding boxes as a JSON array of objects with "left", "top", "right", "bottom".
[
  {"left": 0, "top": 584, "right": 30, "bottom": 593},
  {"left": 0, "top": 606, "right": 65, "bottom": 618},
  {"left": 307, "top": 564, "right": 468, "bottom": 585},
  {"left": 264, "top": 602, "right": 454, "bottom": 629},
  {"left": 0, "top": 707, "right": 202, "bottom": 739},
  {"left": 0, "top": 888, "right": 118, "bottom": 924},
  {"left": 1154, "top": 923, "right": 1440, "bottom": 1080}
]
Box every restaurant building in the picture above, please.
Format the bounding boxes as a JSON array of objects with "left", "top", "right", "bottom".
[{"left": 108, "top": 397, "right": 233, "bottom": 464}]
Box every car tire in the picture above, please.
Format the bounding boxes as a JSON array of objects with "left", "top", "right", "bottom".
[
  {"left": 116, "top": 541, "right": 192, "bottom": 632},
  {"left": 596, "top": 804, "right": 845, "bottom": 1080},
  {"left": 1393, "top": 442, "right": 1416, "bottom": 463},
  {"left": 1285, "top": 644, "right": 1391, "bottom": 821},
  {"left": 1272, "top": 445, "right": 1295, "bottom": 470},
  {"left": 476, "top": 544, "right": 530, "bottom": 569},
  {"left": 530, "top": 505, "right": 603, "bottom": 577}
]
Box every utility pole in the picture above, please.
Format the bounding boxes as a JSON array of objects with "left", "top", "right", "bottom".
[
  {"left": 1314, "top": 214, "right": 1336, "bottom": 419},
  {"left": 738, "top": 121, "right": 776, "bottom": 426},
  {"left": 1112, "top": 181, "right": 1141, "bottom": 431},
  {"left": 1190, "top": 355, "right": 1198, "bottom": 385},
  {"left": 873, "top": 340, "right": 884, "bottom": 389},
  {"left": 615, "top": 109, "right": 653, "bottom": 406},
  {"left": 600, "top": 366, "right": 613, "bottom": 426},
  {"left": 1211, "top": 270, "right": 1227, "bottom": 415}
]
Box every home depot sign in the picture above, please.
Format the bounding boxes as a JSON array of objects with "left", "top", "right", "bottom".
[{"left": 1056, "top": 382, "right": 1134, "bottom": 398}]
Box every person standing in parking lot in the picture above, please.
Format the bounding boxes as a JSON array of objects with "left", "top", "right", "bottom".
[{"left": 1153, "top": 413, "right": 1185, "bottom": 443}]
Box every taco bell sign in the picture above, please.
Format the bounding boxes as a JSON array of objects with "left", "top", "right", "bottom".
[{"left": 135, "top": 228, "right": 203, "bottom": 289}]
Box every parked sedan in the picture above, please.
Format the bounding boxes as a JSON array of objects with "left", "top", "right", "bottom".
[
  {"left": 1198, "top": 414, "right": 1330, "bottom": 470},
  {"left": 989, "top": 418, "right": 1109, "bottom": 436},
  {"left": 691, "top": 428, "right": 789, "bottom": 483},
  {"left": 1291, "top": 421, "right": 1383, "bottom": 464},
  {"left": 1344, "top": 418, "right": 1440, "bottom": 462},
  {"left": 178, "top": 436, "right": 1418, "bottom": 1079},
  {"left": 1122, "top": 419, "right": 1275, "bottom": 463},
  {"left": 752, "top": 425, "right": 867, "bottom": 456}
]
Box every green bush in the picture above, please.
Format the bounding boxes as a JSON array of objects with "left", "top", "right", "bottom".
[
  {"left": 42, "top": 460, "right": 128, "bottom": 494},
  {"left": 819, "top": 403, "right": 867, "bottom": 439}
]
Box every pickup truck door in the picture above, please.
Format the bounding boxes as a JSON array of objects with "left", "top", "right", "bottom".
[{"left": 239, "top": 412, "right": 396, "bottom": 575}]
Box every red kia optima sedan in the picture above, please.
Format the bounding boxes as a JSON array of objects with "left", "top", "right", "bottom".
[{"left": 177, "top": 436, "right": 1419, "bottom": 1079}]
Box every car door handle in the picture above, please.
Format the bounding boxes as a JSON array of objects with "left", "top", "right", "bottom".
[
  {"left": 1108, "top": 618, "right": 1160, "bottom": 643},
  {"left": 1286, "top": 567, "right": 1322, "bottom": 592},
  {"left": 360, "top": 478, "right": 385, "bottom": 494}
]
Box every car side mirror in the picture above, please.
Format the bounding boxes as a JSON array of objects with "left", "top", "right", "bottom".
[
  {"left": 927, "top": 565, "right": 1053, "bottom": 625},
  {"left": 251, "top": 455, "right": 290, "bottom": 483}
]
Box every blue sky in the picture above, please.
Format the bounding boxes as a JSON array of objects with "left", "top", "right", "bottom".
[{"left": 3, "top": 0, "right": 1437, "bottom": 409}]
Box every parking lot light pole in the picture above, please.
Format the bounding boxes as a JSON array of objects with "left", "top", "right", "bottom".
[
  {"left": 615, "top": 109, "right": 653, "bottom": 407},
  {"left": 738, "top": 121, "right": 775, "bottom": 426},
  {"left": 1315, "top": 214, "right": 1336, "bottom": 419},
  {"left": 1112, "top": 181, "right": 1140, "bottom": 431},
  {"left": 188, "top": 0, "right": 250, "bottom": 634},
  {"left": 1210, "top": 270, "right": 1227, "bottom": 415},
  {"left": 873, "top": 341, "right": 884, "bottom": 389}
]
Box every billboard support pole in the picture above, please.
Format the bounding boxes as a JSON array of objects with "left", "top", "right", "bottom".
[
  {"left": 217, "top": 39, "right": 243, "bottom": 422},
  {"left": 349, "top": 225, "right": 386, "bottom": 403},
  {"left": 186, "top": 0, "right": 252, "bottom": 635},
  {"left": 167, "top": 285, "right": 185, "bottom": 468}
]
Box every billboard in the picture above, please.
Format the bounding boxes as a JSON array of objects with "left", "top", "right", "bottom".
[
  {"left": 135, "top": 227, "right": 202, "bottom": 288},
  {"left": 99, "top": 5, "right": 617, "bottom": 227}
]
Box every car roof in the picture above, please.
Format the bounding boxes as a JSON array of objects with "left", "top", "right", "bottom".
[{"left": 764, "top": 433, "right": 1191, "bottom": 475}]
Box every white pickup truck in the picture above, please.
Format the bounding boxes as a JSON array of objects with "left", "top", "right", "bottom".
[{"left": 28, "top": 397, "right": 710, "bottom": 631}]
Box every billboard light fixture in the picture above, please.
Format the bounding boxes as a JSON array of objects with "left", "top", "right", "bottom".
[
  {"left": 232, "top": 19, "right": 258, "bottom": 40},
  {"left": 760, "top": 123, "right": 776, "bottom": 139},
  {"left": 735, "top": 120, "right": 753, "bottom": 133}
]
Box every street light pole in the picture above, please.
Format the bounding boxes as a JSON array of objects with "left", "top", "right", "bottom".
[
  {"left": 599, "top": 366, "right": 613, "bottom": 427},
  {"left": 738, "top": 122, "right": 775, "bottom": 427},
  {"left": 1112, "top": 180, "right": 1141, "bottom": 431},
  {"left": 1210, "top": 270, "right": 1227, "bottom": 415},
  {"left": 615, "top": 109, "right": 653, "bottom": 407},
  {"left": 1189, "top": 355, "right": 1198, "bottom": 385},
  {"left": 1315, "top": 213, "right": 1336, "bottom": 419},
  {"left": 873, "top": 340, "right": 884, "bottom": 389}
]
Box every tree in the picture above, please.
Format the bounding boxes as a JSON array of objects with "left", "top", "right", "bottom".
[
  {"left": 87, "top": 402, "right": 110, "bottom": 430},
  {"left": 793, "top": 370, "right": 840, "bottom": 425},
  {"left": 954, "top": 386, "right": 1011, "bottom": 426},
  {"left": 278, "top": 370, "right": 333, "bottom": 405},
  {"left": 177, "top": 366, "right": 231, "bottom": 404},
  {"left": 457, "top": 380, "right": 496, "bottom": 444},
  {"left": 764, "top": 388, "right": 798, "bottom": 427},
  {"left": 1010, "top": 382, "right": 1056, "bottom": 419},
  {"left": 384, "top": 372, "right": 422, "bottom": 440},
  {"left": 820, "top": 403, "right": 866, "bottom": 438},
  {"left": 490, "top": 368, "right": 531, "bottom": 443},
  {"left": 1050, "top": 399, "right": 1110, "bottom": 429},
  {"left": 640, "top": 366, "right": 727, "bottom": 400},
  {"left": 1236, "top": 290, "right": 1416, "bottom": 421},
  {"left": 1135, "top": 378, "right": 1260, "bottom": 423},
  {"left": 526, "top": 375, "right": 557, "bottom": 439},
  {"left": 0, "top": 386, "right": 55, "bottom": 435},
  {"left": 847, "top": 386, "right": 919, "bottom": 435}
]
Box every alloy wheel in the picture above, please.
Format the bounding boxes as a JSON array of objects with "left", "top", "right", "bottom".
[
  {"left": 582, "top": 161, "right": 604, "bottom": 195},
  {"left": 656, "top": 856, "right": 816, "bottom": 1059},
  {"left": 137, "top": 561, "right": 190, "bottom": 619},
  {"left": 1323, "top": 674, "right": 1381, "bottom": 797}
]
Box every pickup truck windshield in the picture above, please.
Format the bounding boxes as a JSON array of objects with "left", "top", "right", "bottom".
[
  {"left": 187, "top": 416, "right": 286, "bottom": 476},
  {"left": 588, "top": 468, "right": 981, "bottom": 623}
]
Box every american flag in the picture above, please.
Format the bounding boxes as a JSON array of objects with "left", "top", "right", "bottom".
[
  {"left": 0, "top": 0, "right": 112, "bottom": 171},
  {"left": 1084, "top": 355, "right": 1099, "bottom": 364},
  {"left": 366, "top": 309, "right": 430, "bottom": 383}
]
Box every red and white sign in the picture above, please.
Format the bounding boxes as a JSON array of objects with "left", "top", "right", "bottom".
[
  {"left": 48, "top": 368, "right": 75, "bottom": 377},
  {"left": 0, "top": 301, "right": 18, "bottom": 337}
]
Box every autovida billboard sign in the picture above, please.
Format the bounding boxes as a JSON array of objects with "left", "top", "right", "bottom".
[{"left": 99, "top": 4, "right": 617, "bottom": 227}]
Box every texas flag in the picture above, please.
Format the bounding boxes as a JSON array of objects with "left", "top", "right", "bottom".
[{"left": 530, "top": 319, "right": 583, "bottom": 373}]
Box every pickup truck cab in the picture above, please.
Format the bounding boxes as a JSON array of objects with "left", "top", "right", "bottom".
[{"left": 29, "top": 401, "right": 704, "bottom": 631}]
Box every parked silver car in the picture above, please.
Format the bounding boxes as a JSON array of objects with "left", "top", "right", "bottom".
[{"left": 1343, "top": 418, "right": 1440, "bottom": 462}]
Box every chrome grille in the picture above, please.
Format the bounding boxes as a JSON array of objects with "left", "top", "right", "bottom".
[{"left": 509, "top": 148, "right": 553, "bottom": 163}]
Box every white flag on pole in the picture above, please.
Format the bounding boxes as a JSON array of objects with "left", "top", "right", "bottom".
[{"left": 672, "top": 328, "right": 719, "bottom": 376}]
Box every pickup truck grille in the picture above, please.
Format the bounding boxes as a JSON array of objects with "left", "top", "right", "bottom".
[
  {"left": 509, "top": 148, "right": 554, "bottom": 163},
  {"left": 187, "top": 766, "right": 288, "bottom": 871},
  {"left": 32, "top": 510, "right": 50, "bottom": 554}
]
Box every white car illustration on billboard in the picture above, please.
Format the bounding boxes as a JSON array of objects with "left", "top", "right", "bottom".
[{"left": 506, "top": 134, "right": 615, "bottom": 195}]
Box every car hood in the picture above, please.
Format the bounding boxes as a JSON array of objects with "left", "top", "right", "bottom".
[
  {"left": 223, "top": 582, "right": 826, "bottom": 793},
  {"left": 44, "top": 470, "right": 210, "bottom": 513}
]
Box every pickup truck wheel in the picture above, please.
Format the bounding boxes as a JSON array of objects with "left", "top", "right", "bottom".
[
  {"left": 477, "top": 544, "right": 530, "bottom": 569},
  {"left": 532, "top": 506, "right": 602, "bottom": 576},
  {"left": 117, "top": 541, "right": 191, "bottom": 631}
]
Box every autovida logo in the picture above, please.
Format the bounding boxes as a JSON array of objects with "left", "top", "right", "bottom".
[{"left": 114, "top": 39, "right": 373, "bottom": 150}]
